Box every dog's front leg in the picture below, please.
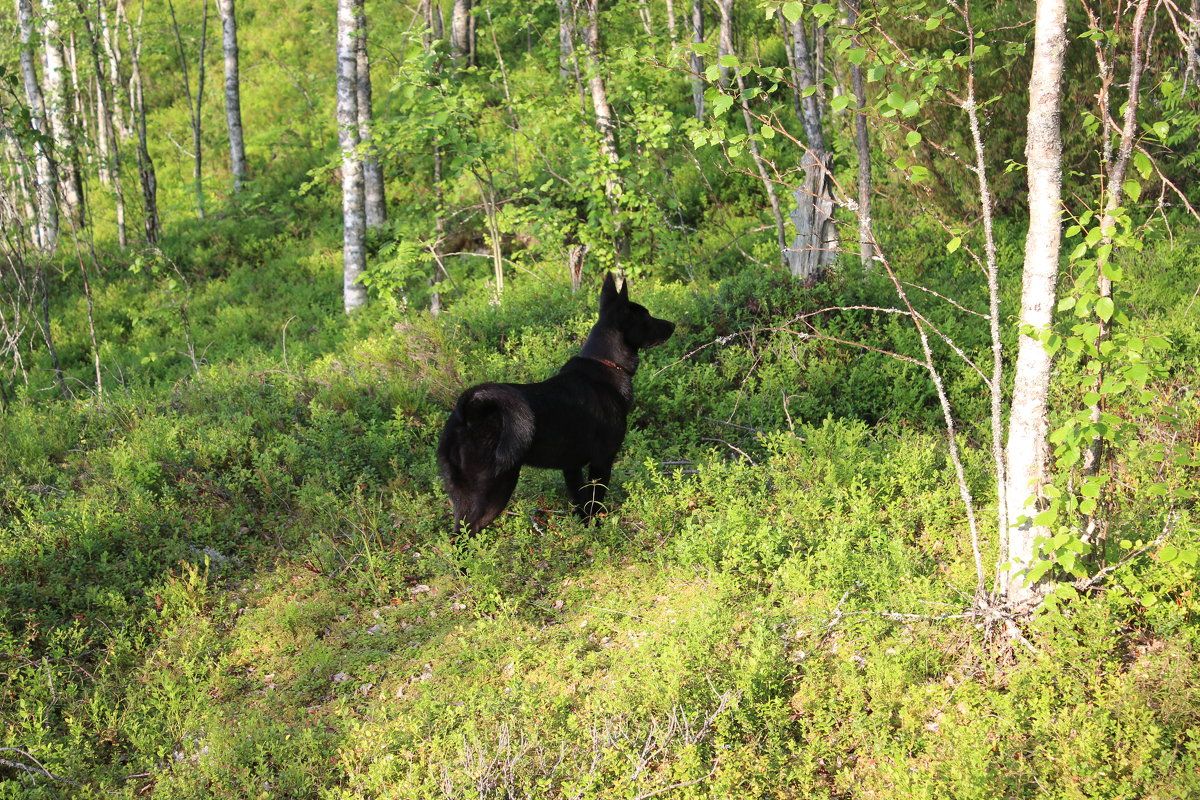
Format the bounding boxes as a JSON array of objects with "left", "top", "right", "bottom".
[{"left": 579, "top": 459, "right": 613, "bottom": 521}]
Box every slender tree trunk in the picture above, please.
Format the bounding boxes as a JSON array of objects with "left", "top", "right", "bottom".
[
  {"left": 79, "top": 5, "right": 127, "bottom": 248},
  {"left": 337, "top": 0, "right": 367, "bottom": 313},
  {"left": 356, "top": 0, "right": 386, "bottom": 228},
  {"left": 716, "top": 0, "right": 733, "bottom": 87},
  {"left": 168, "top": 0, "right": 208, "bottom": 219},
  {"left": 1080, "top": 0, "right": 1152, "bottom": 546},
  {"left": 122, "top": 0, "right": 159, "bottom": 243},
  {"left": 216, "top": 0, "right": 247, "bottom": 191},
  {"left": 690, "top": 0, "right": 704, "bottom": 119},
  {"left": 846, "top": 0, "right": 872, "bottom": 267},
  {"left": 1003, "top": 0, "right": 1069, "bottom": 606},
  {"left": 42, "top": 0, "right": 86, "bottom": 228},
  {"left": 450, "top": 0, "right": 472, "bottom": 65},
  {"left": 718, "top": 0, "right": 785, "bottom": 260},
  {"left": 582, "top": 0, "right": 622, "bottom": 224},
  {"left": 665, "top": 0, "right": 677, "bottom": 42},
  {"left": 16, "top": 0, "right": 59, "bottom": 253},
  {"left": 636, "top": 0, "right": 653, "bottom": 37},
  {"left": 790, "top": 19, "right": 825, "bottom": 154},
  {"left": 99, "top": 0, "right": 131, "bottom": 142},
  {"left": 556, "top": 0, "right": 575, "bottom": 80}
]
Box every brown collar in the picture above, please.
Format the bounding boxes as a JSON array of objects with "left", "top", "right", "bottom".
[{"left": 585, "top": 356, "right": 631, "bottom": 375}]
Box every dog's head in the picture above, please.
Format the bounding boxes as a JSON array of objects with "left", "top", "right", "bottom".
[{"left": 600, "top": 272, "right": 675, "bottom": 350}]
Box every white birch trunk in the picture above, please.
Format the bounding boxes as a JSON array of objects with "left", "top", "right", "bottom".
[
  {"left": 665, "top": 0, "right": 677, "bottom": 42},
  {"left": 16, "top": 0, "right": 58, "bottom": 252},
  {"left": 356, "top": 0, "right": 386, "bottom": 228},
  {"left": 846, "top": 0, "right": 872, "bottom": 267},
  {"left": 689, "top": 0, "right": 704, "bottom": 119},
  {"left": 216, "top": 0, "right": 248, "bottom": 191},
  {"left": 99, "top": 0, "right": 131, "bottom": 142},
  {"left": 1003, "top": 0, "right": 1069, "bottom": 605},
  {"left": 716, "top": 0, "right": 733, "bottom": 88},
  {"left": 41, "top": 0, "right": 85, "bottom": 228},
  {"left": 337, "top": 0, "right": 367, "bottom": 313},
  {"left": 450, "top": 0, "right": 471, "bottom": 64}
]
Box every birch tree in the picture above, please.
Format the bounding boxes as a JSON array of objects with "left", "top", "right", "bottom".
[
  {"left": 689, "top": 0, "right": 704, "bottom": 119},
  {"left": 121, "top": 0, "right": 160, "bottom": 243},
  {"left": 581, "top": 0, "right": 623, "bottom": 250},
  {"left": 846, "top": 0, "right": 872, "bottom": 267},
  {"left": 337, "top": 0, "right": 367, "bottom": 313},
  {"left": 450, "top": 0, "right": 472, "bottom": 65},
  {"left": 1003, "top": 0, "right": 1069, "bottom": 605},
  {"left": 356, "top": 0, "right": 386, "bottom": 228},
  {"left": 41, "top": 0, "right": 85, "bottom": 228},
  {"left": 216, "top": 0, "right": 248, "bottom": 191},
  {"left": 15, "top": 0, "right": 58, "bottom": 253},
  {"left": 79, "top": 4, "right": 127, "bottom": 247},
  {"left": 167, "top": 0, "right": 210, "bottom": 219}
]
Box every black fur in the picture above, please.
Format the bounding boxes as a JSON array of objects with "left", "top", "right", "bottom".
[{"left": 438, "top": 273, "right": 675, "bottom": 536}]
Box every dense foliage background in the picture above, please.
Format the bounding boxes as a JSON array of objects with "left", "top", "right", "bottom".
[{"left": 1, "top": 0, "right": 1198, "bottom": 796}]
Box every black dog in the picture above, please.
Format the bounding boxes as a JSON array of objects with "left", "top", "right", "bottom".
[{"left": 438, "top": 273, "right": 675, "bottom": 535}]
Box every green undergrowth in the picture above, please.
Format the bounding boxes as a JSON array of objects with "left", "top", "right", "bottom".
[{"left": 2, "top": 231, "right": 1199, "bottom": 797}]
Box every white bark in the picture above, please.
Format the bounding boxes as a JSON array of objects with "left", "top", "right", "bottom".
[
  {"left": 450, "top": 0, "right": 472, "bottom": 64},
  {"left": 846, "top": 0, "right": 872, "bottom": 267},
  {"left": 716, "top": 0, "right": 733, "bottom": 88},
  {"left": 356, "top": 0, "right": 386, "bottom": 228},
  {"left": 16, "top": 0, "right": 58, "bottom": 252},
  {"left": 80, "top": 9, "right": 127, "bottom": 247},
  {"left": 790, "top": 19, "right": 825, "bottom": 155},
  {"left": 582, "top": 1, "right": 619, "bottom": 191},
  {"left": 41, "top": 0, "right": 85, "bottom": 227},
  {"left": 216, "top": 0, "right": 248, "bottom": 191},
  {"left": 665, "top": 0, "right": 677, "bottom": 42},
  {"left": 98, "top": 0, "right": 131, "bottom": 142},
  {"left": 689, "top": 0, "right": 704, "bottom": 119},
  {"left": 338, "top": 0, "right": 367, "bottom": 313},
  {"left": 1004, "top": 0, "right": 1069, "bottom": 604}
]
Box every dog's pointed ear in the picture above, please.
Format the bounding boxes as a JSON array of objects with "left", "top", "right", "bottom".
[
  {"left": 601, "top": 272, "right": 620, "bottom": 305},
  {"left": 617, "top": 272, "right": 629, "bottom": 301}
]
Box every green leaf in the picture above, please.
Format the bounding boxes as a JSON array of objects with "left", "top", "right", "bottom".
[
  {"left": 1095, "top": 296, "right": 1114, "bottom": 322},
  {"left": 1101, "top": 262, "right": 1124, "bottom": 282},
  {"left": 711, "top": 93, "right": 734, "bottom": 116},
  {"left": 848, "top": 47, "right": 867, "bottom": 65},
  {"left": 906, "top": 130, "right": 922, "bottom": 147},
  {"left": 1160, "top": 545, "right": 1179, "bottom": 564},
  {"left": 1133, "top": 150, "right": 1152, "bottom": 179},
  {"left": 831, "top": 95, "right": 851, "bottom": 112},
  {"left": 925, "top": 15, "right": 942, "bottom": 30},
  {"left": 1058, "top": 296, "right": 1077, "bottom": 311},
  {"left": 1080, "top": 479, "right": 1102, "bottom": 498},
  {"left": 1079, "top": 497, "right": 1097, "bottom": 514},
  {"left": 782, "top": 2, "right": 803, "bottom": 23},
  {"left": 1152, "top": 121, "right": 1170, "bottom": 139},
  {"left": 719, "top": 54, "right": 740, "bottom": 68},
  {"left": 901, "top": 99, "right": 920, "bottom": 117},
  {"left": 946, "top": 236, "right": 962, "bottom": 253},
  {"left": 1123, "top": 179, "right": 1142, "bottom": 202}
]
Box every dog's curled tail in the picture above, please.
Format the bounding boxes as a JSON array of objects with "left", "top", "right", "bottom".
[{"left": 444, "top": 384, "right": 534, "bottom": 478}]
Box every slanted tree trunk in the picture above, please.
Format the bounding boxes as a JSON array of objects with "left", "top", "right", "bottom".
[
  {"left": 846, "top": 0, "right": 872, "bottom": 267},
  {"left": 1003, "top": 0, "right": 1069, "bottom": 606},
  {"left": 120, "top": 0, "right": 159, "bottom": 242},
  {"left": 41, "top": 0, "right": 86, "bottom": 228},
  {"left": 337, "top": 0, "right": 367, "bottom": 313},
  {"left": 715, "top": 0, "right": 733, "bottom": 87},
  {"left": 581, "top": 0, "right": 623, "bottom": 250},
  {"left": 689, "top": 0, "right": 704, "bottom": 119},
  {"left": 717, "top": 0, "right": 785, "bottom": 260},
  {"left": 356, "top": 0, "right": 386, "bottom": 228},
  {"left": 216, "top": 0, "right": 247, "bottom": 191},
  {"left": 167, "top": 0, "right": 209, "bottom": 219},
  {"left": 16, "top": 0, "right": 58, "bottom": 253}
]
